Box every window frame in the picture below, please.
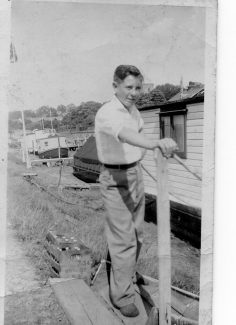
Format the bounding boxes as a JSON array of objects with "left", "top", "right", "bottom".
[{"left": 159, "top": 108, "right": 187, "bottom": 159}]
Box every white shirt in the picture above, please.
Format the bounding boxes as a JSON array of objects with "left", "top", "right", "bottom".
[{"left": 95, "top": 95, "right": 144, "bottom": 164}]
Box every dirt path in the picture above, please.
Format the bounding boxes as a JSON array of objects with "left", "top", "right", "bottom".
[{"left": 4, "top": 224, "right": 70, "bottom": 325}]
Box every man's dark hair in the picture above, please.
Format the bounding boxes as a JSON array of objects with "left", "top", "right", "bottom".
[{"left": 113, "top": 65, "right": 143, "bottom": 83}]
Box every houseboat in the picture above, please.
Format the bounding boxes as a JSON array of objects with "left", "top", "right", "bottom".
[
  {"left": 25, "top": 128, "right": 56, "bottom": 154},
  {"left": 139, "top": 83, "right": 204, "bottom": 246},
  {"left": 37, "top": 135, "right": 69, "bottom": 159}
]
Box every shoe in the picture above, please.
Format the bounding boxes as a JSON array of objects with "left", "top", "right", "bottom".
[
  {"left": 119, "top": 303, "right": 139, "bottom": 317},
  {"left": 135, "top": 272, "right": 149, "bottom": 286}
]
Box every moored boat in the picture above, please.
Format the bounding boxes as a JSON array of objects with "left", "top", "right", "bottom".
[
  {"left": 37, "top": 135, "right": 69, "bottom": 159},
  {"left": 25, "top": 128, "right": 56, "bottom": 154}
]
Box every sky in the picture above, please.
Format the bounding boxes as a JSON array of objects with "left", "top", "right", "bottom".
[{"left": 10, "top": 0, "right": 206, "bottom": 111}]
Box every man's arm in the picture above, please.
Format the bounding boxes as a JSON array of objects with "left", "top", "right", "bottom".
[
  {"left": 118, "top": 127, "right": 178, "bottom": 155},
  {"left": 139, "top": 129, "right": 147, "bottom": 159}
]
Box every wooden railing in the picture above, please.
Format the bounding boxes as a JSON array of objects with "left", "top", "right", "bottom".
[{"left": 153, "top": 149, "right": 201, "bottom": 325}]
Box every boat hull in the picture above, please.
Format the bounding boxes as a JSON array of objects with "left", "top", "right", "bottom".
[{"left": 38, "top": 148, "right": 69, "bottom": 159}]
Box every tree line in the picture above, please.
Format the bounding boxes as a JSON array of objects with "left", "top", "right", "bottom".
[{"left": 9, "top": 83, "right": 181, "bottom": 133}]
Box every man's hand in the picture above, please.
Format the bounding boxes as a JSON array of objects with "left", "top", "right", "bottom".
[
  {"left": 152, "top": 138, "right": 178, "bottom": 157},
  {"left": 118, "top": 127, "right": 178, "bottom": 155}
]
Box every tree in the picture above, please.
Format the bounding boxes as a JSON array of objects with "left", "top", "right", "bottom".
[
  {"left": 153, "top": 84, "right": 181, "bottom": 101},
  {"left": 48, "top": 107, "right": 57, "bottom": 117},
  {"left": 66, "top": 103, "right": 77, "bottom": 113},
  {"left": 60, "top": 101, "right": 102, "bottom": 131},
  {"left": 52, "top": 118, "right": 60, "bottom": 131},
  {"left": 57, "top": 105, "right": 67, "bottom": 116},
  {"left": 36, "top": 106, "right": 50, "bottom": 117},
  {"left": 8, "top": 118, "right": 22, "bottom": 131},
  {"left": 136, "top": 88, "right": 166, "bottom": 108},
  {"left": 9, "top": 110, "right": 21, "bottom": 120},
  {"left": 24, "top": 109, "right": 36, "bottom": 118}
]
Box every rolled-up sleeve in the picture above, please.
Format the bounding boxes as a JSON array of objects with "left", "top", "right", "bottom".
[{"left": 97, "top": 109, "right": 125, "bottom": 142}]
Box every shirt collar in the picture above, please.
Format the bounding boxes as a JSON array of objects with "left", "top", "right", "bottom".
[{"left": 111, "top": 95, "right": 136, "bottom": 113}]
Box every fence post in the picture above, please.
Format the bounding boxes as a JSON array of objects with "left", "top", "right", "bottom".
[
  {"left": 154, "top": 149, "right": 171, "bottom": 325},
  {"left": 58, "top": 136, "right": 61, "bottom": 159}
]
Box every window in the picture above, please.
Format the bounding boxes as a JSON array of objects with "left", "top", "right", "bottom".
[{"left": 160, "top": 110, "right": 187, "bottom": 159}]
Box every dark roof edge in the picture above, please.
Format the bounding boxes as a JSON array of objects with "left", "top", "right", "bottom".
[{"left": 138, "top": 94, "right": 204, "bottom": 111}]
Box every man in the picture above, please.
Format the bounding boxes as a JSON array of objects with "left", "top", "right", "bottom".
[{"left": 95, "top": 65, "right": 177, "bottom": 317}]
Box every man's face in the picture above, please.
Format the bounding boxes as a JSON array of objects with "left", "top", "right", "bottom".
[{"left": 113, "top": 75, "right": 143, "bottom": 109}]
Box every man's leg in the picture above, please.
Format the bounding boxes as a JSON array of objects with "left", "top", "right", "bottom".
[
  {"left": 132, "top": 163, "right": 146, "bottom": 283},
  {"left": 100, "top": 167, "right": 138, "bottom": 309},
  {"left": 133, "top": 163, "right": 145, "bottom": 260}
]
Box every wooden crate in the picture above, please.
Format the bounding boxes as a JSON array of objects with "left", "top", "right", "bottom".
[{"left": 45, "top": 230, "right": 92, "bottom": 283}]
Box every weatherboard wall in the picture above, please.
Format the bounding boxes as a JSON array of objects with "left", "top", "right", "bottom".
[{"left": 141, "top": 102, "right": 203, "bottom": 209}]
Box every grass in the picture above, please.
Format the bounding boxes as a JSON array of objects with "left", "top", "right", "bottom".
[{"left": 7, "top": 150, "right": 200, "bottom": 293}]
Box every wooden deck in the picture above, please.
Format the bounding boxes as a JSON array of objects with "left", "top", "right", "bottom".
[
  {"left": 50, "top": 278, "right": 122, "bottom": 325},
  {"left": 99, "top": 279, "right": 199, "bottom": 325},
  {"left": 50, "top": 277, "right": 199, "bottom": 325}
]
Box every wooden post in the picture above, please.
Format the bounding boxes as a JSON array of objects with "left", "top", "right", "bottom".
[
  {"left": 21, "top": 110, "right": 31, "bottom": 169},
  {"left": 58, "top": 136, "right": 61, "bottom": 159},
  {"left": 154, "top": 149, "right": 171, "bottom": 325}
]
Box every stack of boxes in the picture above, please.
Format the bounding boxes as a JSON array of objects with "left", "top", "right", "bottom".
[{"left": 45, "top": 230, "right": 92, "bottom": 284}]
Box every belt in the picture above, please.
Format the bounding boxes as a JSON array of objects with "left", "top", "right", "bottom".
[{"left": 103, "top": 162, "right": 137, "bottom": 170}]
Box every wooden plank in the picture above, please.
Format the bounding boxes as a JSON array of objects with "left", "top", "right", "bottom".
[
  {"left": 170, "top": 158, "right": 203, "bottom": 177},
  {"left": 143, "top": 172, "right": 204, "bottom": 188},
  {"left": 187, "top": 146, "right": 203, "bottom": 153},
  {"left": 169, "top": 158, "right": 202, "bottom": 168},
  {"left": 144, "top": 179, "right": 201, "bottom": 201},
  {"left": 144, "top": 150, "right": 202, "bottom": 159},
  {"left": 187, "top": 133, "right": 203, "bottom": 140},
  {"left": 143, "top": 178, "right": 201, "bottom": 195},
  {"left": 144, "top": 152, "right": 202, "bottom": 161},
  {"left": 144, "top": 185, "right": 201, "bottom": 209},
  {"left": 149, "top": 162, "right": 202, "bottom": 177},
  {"left": 22, "top": 172, "right": 38, "bottom": 177},
  {"left": 141, "top": 109, "right": 159, "bottom": 118},
  {"left": 187, "top": 112, "right": 204, "bottom": 120},
  {"left": 169, "top": 186, "right": 201, "bottom": 201},
  {"left": 168, "top": 175, "right": 202, "bottom": 187},
  {"left": 187, "top": 103, "right": 204, "bottom": 113},
  {"left": 169, "top": 181, "right": 201, "bottom": 194},
  {"left": 187, "top": 126, "right": 204, "bottom": 133},
  {"left": 141, "top": 162, "right": 202, "bottom": 180},
  {"left": 143, "top": 122, "right": 159, "bottom": 128},
  {"left": 51, "top": 279, "right": 121, "bottom": 325},
  {"left": 50, "top": 279, "right": 92, "bottom": 325},
  {"left": 184, "top": 153, "right": 202, "bottom": 160},
  {"left": 142, "top": 116, "right": 160, "bottom": 123},
  {"left": 144, "top": 158, "right": 202, "bottom": 168},
  {"left": 187, "top": 119, "right": 204, "bottom": 127},
  {"left": 154, "top": 149, "right": 171, "bottom": 325},
  {"left": 168, "top": 164, "right": 202, "bottom": 175},
  {"left": 168, "top": 168, "right": 202, "bottom": 180},
  {"left": 187, "top": 139, "right": 203, "bottom": 147},
  {"left": 143, "top": 179, "right": 201, "bottom": 203},
  {"left": 30, "top": 157, "right": 73, "bottom": 164}
]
